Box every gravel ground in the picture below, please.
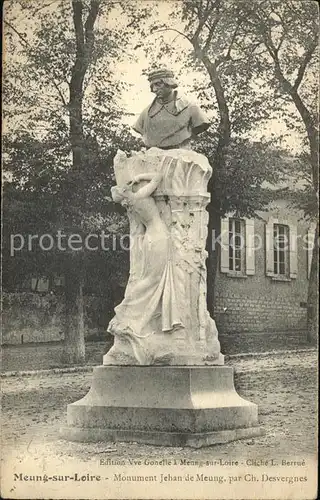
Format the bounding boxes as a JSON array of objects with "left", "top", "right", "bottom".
[
  {"left": 1, "top": 350, "right": 317, "bottom": 463},
  {"left": 1, "top": 332, "right": 314, "bottom": 372}
]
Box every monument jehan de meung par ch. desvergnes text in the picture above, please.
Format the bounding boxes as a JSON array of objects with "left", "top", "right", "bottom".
[{"left": 62, "top": 69, "right": 263, "bottom": 447}]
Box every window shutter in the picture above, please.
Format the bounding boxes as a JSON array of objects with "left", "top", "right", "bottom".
[
  {"left": 289, "top": 224, "right": 298, "bottom": 279},
  {"left": 265, "top": 218, "right": 275, "bottom": 276},
  {"left": 307, "top": 225, "right": 316, "bottom": 279},
  {"left": 220, "top": 217, "right": 230, "bottom": 273},
  {"left": 245, "top": 218, "right": 255, "bottom": 275}
]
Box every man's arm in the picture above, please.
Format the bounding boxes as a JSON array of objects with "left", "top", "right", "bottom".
[
  {"left": 190, "top": 103, "right": 211, "bottom": 136},
  {"left": 132, "top": 109, "right": 146, "bottom": 135}
]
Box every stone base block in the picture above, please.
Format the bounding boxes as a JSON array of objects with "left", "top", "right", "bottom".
[
  {"left": 61, "top": 425, "right": 263, "bottom": 448},
  {"left": 61, "top": 366, "right": 263, "bottom": 448}
]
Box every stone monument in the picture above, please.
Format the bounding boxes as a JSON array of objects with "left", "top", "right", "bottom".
[{"left": 62, "top": 69, "right": 262, "bottom": 446}]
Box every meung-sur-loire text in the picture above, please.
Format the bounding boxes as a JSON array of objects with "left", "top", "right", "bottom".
[{"left": 13, "top": 472, "right": 308, "bottom": 485}]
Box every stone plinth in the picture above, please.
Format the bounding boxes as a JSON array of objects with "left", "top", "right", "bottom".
[{"left": 61, "top": 366, "right": 263, "bottom": 448}]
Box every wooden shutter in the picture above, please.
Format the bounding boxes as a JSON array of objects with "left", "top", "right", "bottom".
[
  {"left": 289, "top": 223, "right": 298, "bottom": 279},
  {"left": 307, "top": 225, "right": 316, "bottom": 279},
  {"left": 265, "top": 218, "right": 275, "bottom": 276},
  {"left": 220, "top": 217, "right": 230, "bottom": 273},
  {"left": 245, "top": 218, "right": 255, "bottom": 275}
]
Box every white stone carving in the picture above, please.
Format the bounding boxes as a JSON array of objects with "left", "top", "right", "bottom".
[{"left": 103, "top": 147, "right": 224, "bottom": 365}]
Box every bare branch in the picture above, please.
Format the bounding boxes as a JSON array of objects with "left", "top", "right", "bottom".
[
  {"left": 4, "top": 19, "right": 68, "bottom": 107},
  {"left": 151, "top": 28, "right": 193, "bottom": 44},
  {"left": 31, "top": 1, "right": 58, "bottom": 14}
]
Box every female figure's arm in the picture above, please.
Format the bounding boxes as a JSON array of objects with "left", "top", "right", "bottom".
[
  {"left": 130, "top": 172, "right": 162, "bottom": 200},
  {"left": 132, "top": 172, "right": 161, "bottom": 183}
]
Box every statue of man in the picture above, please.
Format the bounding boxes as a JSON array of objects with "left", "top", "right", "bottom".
[{"left": 133, "top": 68, "right": 210, "bottom": 150}]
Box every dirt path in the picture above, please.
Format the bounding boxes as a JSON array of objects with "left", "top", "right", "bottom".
[{"left": 1, "top": 350, "right": 317, "bottom": 464}]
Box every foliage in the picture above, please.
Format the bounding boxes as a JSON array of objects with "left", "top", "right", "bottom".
[
  {"left": 3, "top": 0, "right": 143, "bottom": 292},
  {"left": 3, "top": 0, "right": 146, "bottom": 361}
]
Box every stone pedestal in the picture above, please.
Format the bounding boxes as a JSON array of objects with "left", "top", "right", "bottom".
[
  {"left": 62, "top": 148, "right": 263, "bottom": 446},
  {"left": 61, "top": 366, "right": 263, "bottom": 448}
]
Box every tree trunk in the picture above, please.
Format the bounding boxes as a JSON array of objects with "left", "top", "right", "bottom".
[
  {"left": 307, "top": 223, "right": 319, "bottom": 344},
  {"left": 192, "top": 46, "right": 231, "bottom": 319},
  {"left": 62, "top": 260, "right": 85, "bottom": 364},
  {"left": 206, "top": 203, "right": 221, "bottom": 317},
  {"left": 269, "top": 54, "right": 319, "bottom": 345},
  {"left": 61, "top": 0, "right": 99, "bottom": 364},
  {"left": 288, "top": 91, "right": 318, "bottom": 346}
]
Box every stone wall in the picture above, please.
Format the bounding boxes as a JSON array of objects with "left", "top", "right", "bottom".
[
  {"left": 215, "top": 294, "right": 307, "bottom": 334},
  {"left": 2, "top": 292, "right": 116, "bottom": 345}
]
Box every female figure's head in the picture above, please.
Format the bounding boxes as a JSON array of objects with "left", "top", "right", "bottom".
[
  {"left": 111, "top": 185, "right": 125, "bottom": 203},
  {"left": 111, "top": 184, "right": 133, "bottom": 209}
]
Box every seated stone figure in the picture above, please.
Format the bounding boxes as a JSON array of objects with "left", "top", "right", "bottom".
[
  {"left": 104, "top": 172, "right": 183, "bottom": 365},
  {"left": 133, "top": 68, "right": 211, "bottom": 149}
]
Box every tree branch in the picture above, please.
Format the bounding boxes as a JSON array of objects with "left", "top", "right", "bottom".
[
  {"left": 225, "top": 19, "right": 243, "bottom": 60},
  {"left": 72, "top": 0, "right": 85, "bottom": 57},
  {"left": 70, "top": 0, "right": 100, "bottom": 96},
  {"left": 152, "top": 28, "right": 193, "bottom": 44},
  {"left": 260, "top": 23, "right": 318, "bottom": 189},
  {"left": 293, "top": 39, "right": 318, "bottom": 91},
  {"left": 191, "top": 1, "right": 214, "bottom": 44},
  {"left": 84, "top": 0, "right": 100, "bottom": 46},
  {"left": 203, "top": 11, "right": 222, "bottom": 52},
  {"left": 4, "top": 19, "right": 68, "bottom": 107},
  {"left": 31, "top": 1, "right": 58, "bottom": 14}
]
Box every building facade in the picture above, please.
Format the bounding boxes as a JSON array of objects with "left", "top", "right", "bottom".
[{"left": 214, "top": 198, "right": 315, "bottom": 337}]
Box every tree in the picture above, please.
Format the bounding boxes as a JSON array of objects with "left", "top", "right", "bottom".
[
  {"left": 3, "top": 0, "right": 144, "bottom": 362},
  {"left": 241, "top": 0, "right": 318, "bottom": 341},
  {"left": 148, "top": 0, "right": 290, "bottom": 314}
]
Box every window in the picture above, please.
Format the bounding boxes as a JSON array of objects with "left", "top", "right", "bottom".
[
  {"left": 220, "top": 217, "right": 255, "bottom": 276},
  {"left": 31, "top": 277, "right": 49, "bottom": 293},
  {"left": 53, "top": 276, "right": 65, "bottom": 287},
  {"left": 228, "top": 219, "right": 245, "bottom": 272},
  {"left": 30, "top": 275, "right": 65, "bottom": 292},
  {"left": 273, "top": 224, "right": 289, "bottom": 276},
  {"left": 265, "top": 218, "right": 297, "bottom": 280}
]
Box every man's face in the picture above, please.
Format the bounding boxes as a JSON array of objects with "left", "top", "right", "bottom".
[{"left": 150, "top": 79, "right": 173, "bottom": 99}]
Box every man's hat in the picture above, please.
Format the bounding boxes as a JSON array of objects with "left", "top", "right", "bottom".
[{"left": 147, "top": 68, "right": 178, "bottom": 88}]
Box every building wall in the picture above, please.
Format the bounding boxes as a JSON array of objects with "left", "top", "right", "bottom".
[{"left": 214, "top": 202, "right": 310, "bottom": 334}]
